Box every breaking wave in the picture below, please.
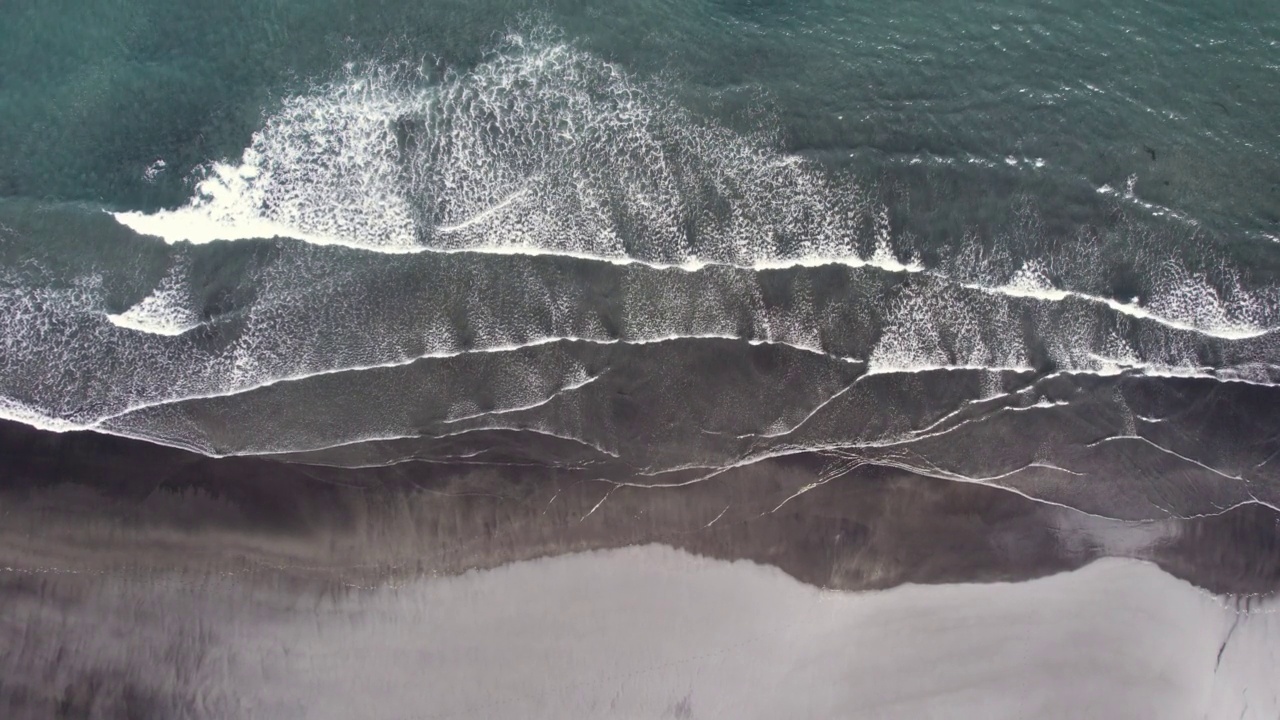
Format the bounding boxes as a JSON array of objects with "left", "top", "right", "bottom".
[{"left": 112, "top": 33, "right": 1278, "bottom": 344}]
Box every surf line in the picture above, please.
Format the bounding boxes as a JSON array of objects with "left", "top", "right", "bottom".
[{"left": 109, "top": 207, "right": 1274, "bottom": 342}]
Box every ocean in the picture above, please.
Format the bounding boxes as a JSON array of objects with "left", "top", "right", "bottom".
[{"left": 1, "top": 1, "right": 1279, "bottom": 717}]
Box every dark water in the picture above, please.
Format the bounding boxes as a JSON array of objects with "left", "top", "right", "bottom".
[{"left": 2, "top": 1, "right": 1279, "bottom": 718}]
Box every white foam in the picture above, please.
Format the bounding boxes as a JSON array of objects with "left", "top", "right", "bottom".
[
  {"left": 435, "top": 188, "right": 533, "bottom": 234},
  {"left": 105, "top": 268, "right": 202, "bottom": 336},
  {"left": 868, "top": 283, "right": 1030, "bottom": 373},
  {"left": 113, "top": 205, "right": 340, "bottom": 248},
  {"left": 105, "top": 311, "right": 198, "bottom": 336},
  {"left": 107, "top": 35, "right": 902, "bottom": 272},
  {"left": 0, "top": 396, "right": 83, "bottom": 433},
  {"left": 106, "top": 34, "right": 1274, "bottom": 349},
  {"left": 999, "top": 260, "right": 1069, "bottom": 301},
  {"left": 1080, "top": 359, "right": 1280, "bottom": 388},
  {"left": 1144, "top": 263, "right": 1274, "bottom": 339},
  {"left": 142, "top": 158, "right": 166, "bottom": 183},
  {"left": 964, "top": 260, "right": 1272, "bottom": 341},
  {"left": 114, "top": 66, "right": 419, "bottom": 249},
  {"left": 114, "top": 200, "right": 1269, "bottom": 344},
  {"left": 865, "top": 363, "right": 1035, "bottom": 376}
]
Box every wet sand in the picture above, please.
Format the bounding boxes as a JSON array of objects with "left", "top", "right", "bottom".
[{"left": 3, "top": 419, "right": 1279, "bottom": 717}]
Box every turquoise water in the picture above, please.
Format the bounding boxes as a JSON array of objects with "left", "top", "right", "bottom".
[{"left": 3, "top": 0, "right": 1277, "bottom": 242}]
